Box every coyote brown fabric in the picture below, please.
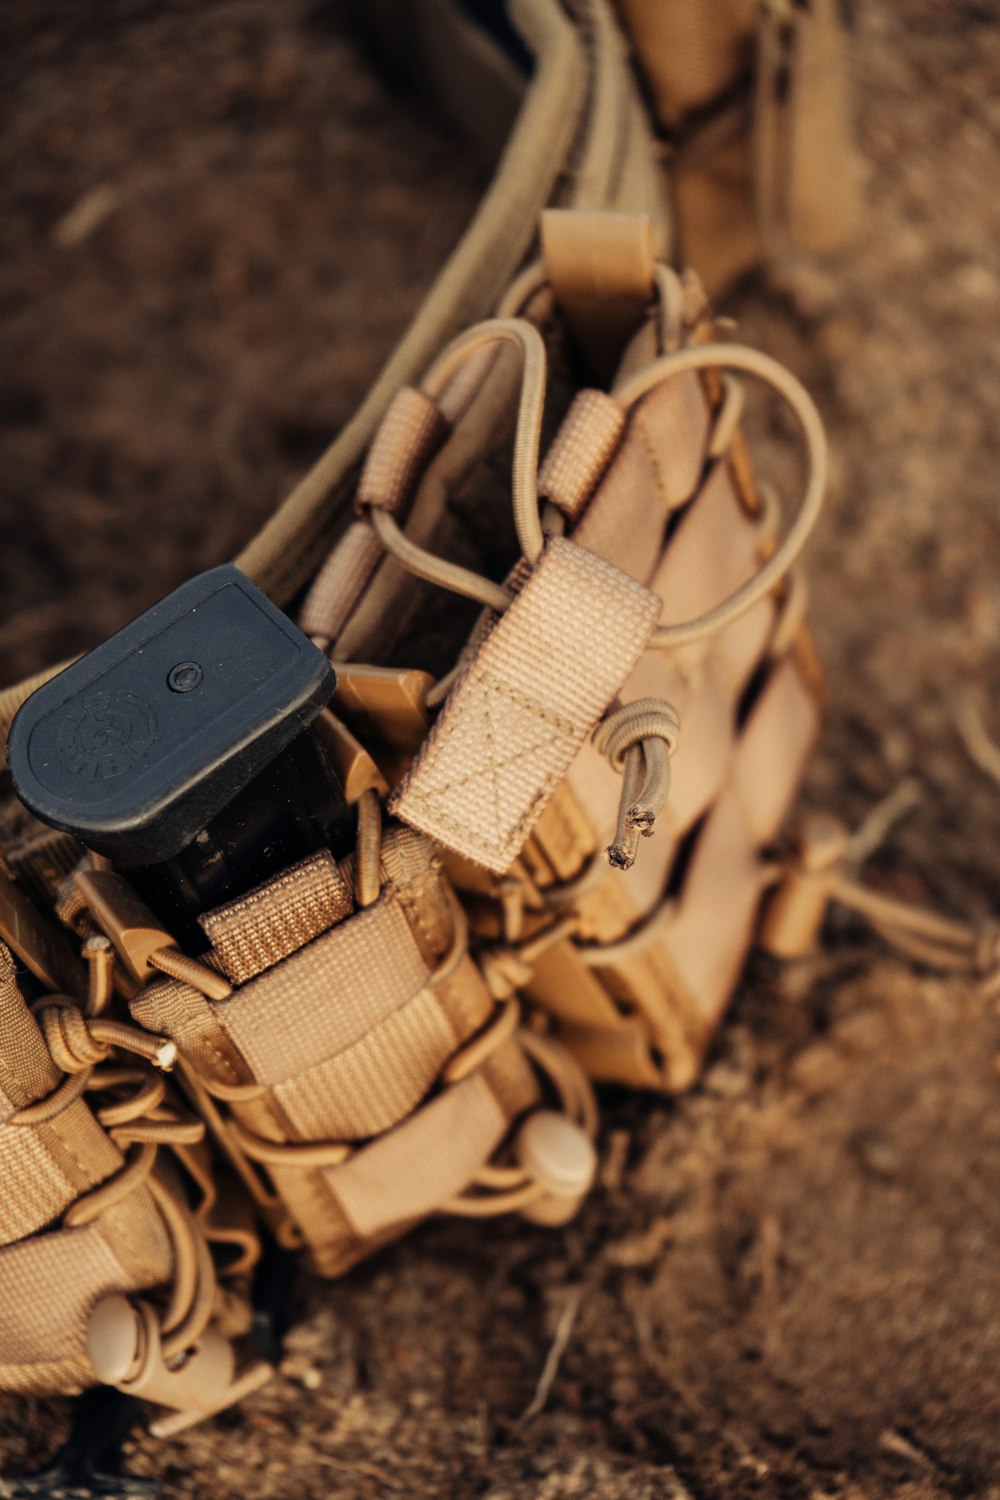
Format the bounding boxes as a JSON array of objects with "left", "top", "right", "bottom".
[
  {"left": 133, "top": 829, "right": 538, "bottom": 1276},
  {"left": 201, "top": 850, "right": 354, "bottom": 986},
  {"left": 303, "top": 230, "right": 823, "bottom": 1091},
  {"left": 618, "top": 0, "right": 860, "bottom": 289},
  {"left": 328, "top": 1063, "right": 512, "bottom": 1238},
  {"left": 505, "top": 308, "right": 822, "bottom": 1087},
  {"left": 0, "top": 944, "right": 174, "bottom": 1395},
  {"left": 391, "top": 538, "right": 661, "bottom": 873}
]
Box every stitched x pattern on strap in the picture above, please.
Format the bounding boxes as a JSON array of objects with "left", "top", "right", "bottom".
[{"left": 391, "top": 537, "right": 661, "bottom": 873}]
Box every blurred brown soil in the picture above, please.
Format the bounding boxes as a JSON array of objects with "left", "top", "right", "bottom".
[{"left": 3, "top": 3, "right": 1000, "bottom": 1497}]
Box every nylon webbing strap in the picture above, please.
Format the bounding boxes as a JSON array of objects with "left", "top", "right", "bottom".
[
  {"left": 200, "top": 850, "right": 354, "bottom": 986},
  {"left": 215, "top": 896, "right": 428, "bottom": 1086},
  {"left": 0, "top": 1225, "right": 134, "bottom": 1391},
  {"left": 269, "top": 968, "right": 489, "bottom": 1142},
  {"left": 392, "top": 538, "right": 661, "bottom": 873},
  {"left": 132, "top": 828, "right": 537, "bottom": 1274},
  {"left": 323, "top": 1045, "right": 534, "bottom": 1238}
]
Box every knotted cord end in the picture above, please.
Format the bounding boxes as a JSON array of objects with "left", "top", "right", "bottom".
[{"left": 595, "top": 697, "right": 681, "bottom": 870}]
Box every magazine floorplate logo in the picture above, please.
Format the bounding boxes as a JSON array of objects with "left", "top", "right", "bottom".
[{"left": 57, "top": 691, "right": 157, "bottom": 779}]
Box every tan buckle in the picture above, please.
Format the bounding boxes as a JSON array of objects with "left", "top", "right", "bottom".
[
  {"left": 332, "top": 662, "right": 432, "bottom": 783},
  {"left": 87, "top": 1294, "right": 271, "bottom": 1438},
  {"left": 0, "top": 867, "right": 87, "bottom": 1000},
  {"left": 75, "top": 868, "right": 231, "bottom": 999},
  {"left": 312, "top": 708, "right": 389, "bottom": 802}
]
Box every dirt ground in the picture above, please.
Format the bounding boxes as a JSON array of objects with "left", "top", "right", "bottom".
[{"left": 2, "top": 2, "right": 1000, "bottom": 1496}]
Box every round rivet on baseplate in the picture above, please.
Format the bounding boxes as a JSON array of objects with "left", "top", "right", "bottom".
[{"left": 167, "top": 661, "right": 203, "bottom": 693}]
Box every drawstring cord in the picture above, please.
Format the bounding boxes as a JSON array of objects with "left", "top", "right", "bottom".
[
  {"left": 356, "top": 267, "right": 827, "bottom": 869},
  {"left": 10, "top": 974, "right": 219, "bottom": 1365}
]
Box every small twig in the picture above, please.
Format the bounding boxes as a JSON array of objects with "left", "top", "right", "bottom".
[
  {"left": 846, "top": 775, "right": 923, "bottom": 869},
  {"left": 878, "top": 1427, "right": 941, "bottom": 1476},
  {"left": 955, "top": 696, "right": 1000, "bottom": 790},
  {"left": 52, "top": 184, "right": 123, "bottom": 247},
  {"left": 519, "top": 1286, "right": 583, "bottom": 1424}
]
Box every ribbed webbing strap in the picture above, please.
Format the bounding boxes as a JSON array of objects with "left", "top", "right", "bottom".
[
  {"left": 323, "top": 1054, "right": 528, "bottom": 1239},
  {"left": 200, "top": 850, "right": 354, "bottom": 986},
  {"left": 216, "top": 894, "right": 430, "bottom": 1086},
  {"left": 132, "top": 827, "right": 542, "bottom": 1273},
  {"left": 0, "top": 1224, "right": 132, "bottom": 1369},
  {"left": 392, "top": 537, "right": 660, "bottom": 872}
]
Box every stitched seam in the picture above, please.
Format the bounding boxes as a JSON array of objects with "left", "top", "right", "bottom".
[{"left": 634, "top": 406, "right": 673, "bottom": 517}]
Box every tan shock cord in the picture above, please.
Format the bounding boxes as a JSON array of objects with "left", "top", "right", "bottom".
[
  {"left": 360, "top": 317, "right": 549, "bottom": 612},
  {"left": 612, "top": 343, "right": 828, "bottom": 650},
  {"left": 421, "top": 319, "right": 549, "bottom": 566},
  {"left": 357, "top": 287, "right": 827, "bottom": 868},
  {"left": 10, "top": 978, "right": 219, "bottom": 1362}
]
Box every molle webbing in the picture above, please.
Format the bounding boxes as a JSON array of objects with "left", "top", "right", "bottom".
[
  {"left": 511, "top": 306, "right": 821, "bottom": 1088},
  {"left": 133, "top": 831, "right": 538, "bottom": 1276}
]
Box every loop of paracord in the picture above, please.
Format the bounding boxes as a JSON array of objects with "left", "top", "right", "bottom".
[
  {"left": 442, "top": 1027, "right": 598, "bottom": 1219},
  {"left": 17, "top": 951, "right": 218, "bottom": 1369},
  {"left": 363, "top": 317, "right": 548, "bottom": 614},
  {"left": 612, "top": 343, "right": 827, "bottom": 650}
]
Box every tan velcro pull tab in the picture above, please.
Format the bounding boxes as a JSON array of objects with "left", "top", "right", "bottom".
[
  {"left": 199, "top": 850, "right": 354, "bottom": 985},
  {"left": 538, "top": 389, "right": 627, "bottom": 521},
  {"left": 355, "top": 386, "right": 448, "bottom": 514},
  {"left": 390, "top": 537, "right": 661, "bottom": 874},
  {"left": 540, "top": 209, "right": 659, "bottom": 379}
]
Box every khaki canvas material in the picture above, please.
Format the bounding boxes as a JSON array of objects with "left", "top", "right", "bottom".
[
  {"left": 0, "top": 0, "right": 860, "bottom": 1423},
  {"left": 502, "top": 283, "right": 822, "bottom": 1087},
  {"left": 0, "top": 944, "right": 174, "bottom": 1396},
  {"left": 618, "top": 0, "right": 861, "bottom": 289},
  {"left": 132, "top": 829, "right": 541, "bottom": 1276},
  {"left": 391, "top": 538, "right": 661, "bottom": 872},
  {"left": 310, "top": 220, "right": 824, "bottom": 1095}
]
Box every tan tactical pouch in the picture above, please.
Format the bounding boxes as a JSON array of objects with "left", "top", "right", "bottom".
[
  {"left": 617, "top": 0, "right": 862, "bottom": 290},
  {"left": 127, "top": 824, "right": 598, "bottom": 1278},
  {"left": 0, "top": 928, "right": 267, "bottom": 1431},
  {"left": 298, "top": 208, "right": 827, "bottom": 1094},
  {"left": 0, "top": 0, "right": 855, "bottom": 1420}
]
